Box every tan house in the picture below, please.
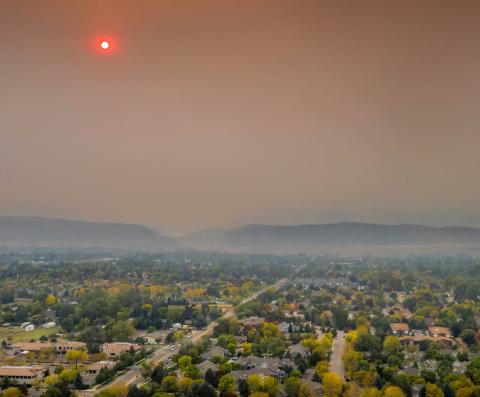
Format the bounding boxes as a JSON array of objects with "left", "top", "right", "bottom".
[
  {"left": 399, "top": 335, "right": 453, "bottom": 346},
  {"left": 0, "top": 365, "right": 46, "bottom": 384},
  {"left": 428, "top": 326, "right": 451, "bottom": 338},
  {"left": 140, "top": 330, "right": 169, "bottom": 345},
  {"left": 389, "top": 323, "right": 409, "bottom": 335},
  {"left": 242, "top": 317, "right": 265, "bottom": 327},
  {"left": 101, "top": 342, "right": 141, "bottom": 357},
  {"left": 85, "top": 361, "right": 116, "bottom": 375}
]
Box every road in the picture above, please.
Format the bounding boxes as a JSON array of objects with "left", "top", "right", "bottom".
[
  {"left": 329, "top": 330, "right": 346, "bottom": 379},
  {"left": 79, "top": 278, "right": 287, "bottom": 396}
]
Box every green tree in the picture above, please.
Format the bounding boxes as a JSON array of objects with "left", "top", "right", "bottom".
[
  {"left": 95, "top": 385, "right": 128, "bottom": 397},
  {"left": 460, "top": 329, "right": 476, "bottom": 346},
  {"left": 218, "top": 374, "right": 236, "bottom": 395},
  {"left": 179, "top": 377, "right": 194, "bottom": 394},
  {"left": 355, "top": 333, "right": 381, "bottom": 354},
  {"left": 74, "top": 372, "right": 85, "bottom": 390},
  {"left": 263, "top": 376, "right": 279, "bottom": 397},
  {"left": 383, "top": 336, "right": 401, "bottom": 355},
  {"left": 178, "top": 355, "right": 193, "bottom": 370},
  {"left": 190, "top": 382, "right": 217, "bottom": 397},
  {"left": 109, "top": 320, "right": 136, "bottom": 341},
  {"left": 299, "top": 383, "right": 314, "bottom": 397},
  {"left": 141, "top": 362, "right": 153, "bottom": 380},
  {"left": 285, "top": 377, "right": 301, "bottom": 397},
  {"left": 151, "top": 364, "right": 167, "bottom": 384},
  {"left": 161, "top": 376, "right": 178, "bottom": 393}
]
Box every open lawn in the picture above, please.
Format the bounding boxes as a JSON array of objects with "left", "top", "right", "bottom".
[
  {"left": 0, "top": 326, "right": 61, "bottom": 342},
  {"left": 0, "top": 327, "right": 20, "bottom": 341},
  {"left": 0, "top": 298, "right": 33, "bottom": 309}
]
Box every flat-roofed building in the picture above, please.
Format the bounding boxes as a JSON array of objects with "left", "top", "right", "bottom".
[
  {"left": 0, "top": 365, "right": 46, "bottom": 384},
  {"left": 54, "top": 340, "right": 87, "bottom": 353},
  {"left": 12, "top": 342, "right": 52, "bottom": 353}
]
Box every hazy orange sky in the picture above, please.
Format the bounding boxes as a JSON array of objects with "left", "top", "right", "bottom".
[{"left": 1, "top": 0, "right": 480, "bottom": 234}]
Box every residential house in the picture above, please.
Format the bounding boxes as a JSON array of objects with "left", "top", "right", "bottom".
[
  {"left": 197, "top": 360, "right": 219, "bottom": 377},
  {"left": 301, "top": 380, "right": 323, "bottom": 395},
  {"left": 101, "top": 342, "right": 141, "bottom": 357},
  {"left": 278, "top": 321, "right": 291, "bottom": 334},
  {"left": 288, "top": 343, "right": 309, "bottom": 359},
  {"left": 202, "top": 346, "right": 228, "bottom": 360},
  {"left": 231, "top": 367, "right": 285, "bottom": 382},
  {"left": 452, "top": 361, "right": 467, "bottom": 374},
  {"left": 302, "top": 368, "right": 316, "bottom": 380},
  {"left": 382, "top": 305, "right": 412, "bottom": 320},
  {"left": 399, "top": 335, "right": 453, "bottom": 347},
  {"left": 420, "top": 359, "right": 438, "bottom": 372},
  {"left": 242, "top": 317, "right": 265, "bottom": 328},
  {"left": 140, "top": 330, "right": 169, "bottom": 345},
  {"left": 85, "top": 361, "right": 116, "bottom": 375},
  {"left": 428, "top": 326, "right": 451, "bottom": 338},
  {"left": 236, "top": 355, "right": 296, "bottom": 372},
  {"left": 389, "top": 323, "right": 409, "bottom": 336},
  {"left": 402, "top": 367, "right": 420, "bottom": 377}
]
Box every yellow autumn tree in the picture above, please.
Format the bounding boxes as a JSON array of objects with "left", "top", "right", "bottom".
[
  {"left": 66, "top": 349, "right": 89, "bottom": 369},
  {"left": 322, "top": 372, "right": 343, "bottom": 397},
  {"left": 95, "top": 385, "right": 128, "bottom": 397},
  {"left": 425, "top": 384, "right": 444, "bottom": 397},
  {"left": 362, "top": 388, "right": 382, "bottom": 397},
  {"left": 383, "top": 386, "right": 405, "bottom": 397},
  {"left": 45, "top": 294, "right": 56, "bottom": 305},
  {"left": 299, "top": 383, "right": 314, "bottom": 397},
  {"left": 315, "top": 361, "right": 329, "bottom": 379},
  {"left": 2, "top": 387, "right": 22, "bottom": 397}
]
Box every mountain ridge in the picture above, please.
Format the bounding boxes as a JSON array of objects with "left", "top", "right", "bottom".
[
  {"left": 180, "top": 221, "right": 480, "bottom": 250},
  {"left": 0, "top": 216, "right": 175, "bottom": 250},
  {"left": 2, "top": 216, "right": 480, "bottom": 254}
]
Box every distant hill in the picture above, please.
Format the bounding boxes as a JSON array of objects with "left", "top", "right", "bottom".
[
  {"left": 3, "top": 217, "right": 480, "bottom": 255},
  {"left": 180, "top": 222, "right": 480, "bottom": 253},
  {"left": 0, "top": 216, "right": 175, "bottom": 251}
]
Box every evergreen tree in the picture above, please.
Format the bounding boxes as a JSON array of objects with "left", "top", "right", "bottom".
[
  {"left": 189, "top": 382, "right": 217, "bottom": 397},
  {"left": 238, "top": 379, "right": 249, "bottom": 397},
  {"left": 204, "top": 368, "right": 218, "bottom": 387},
  {"left": 73, "top": 372, "right": 84, "bottom": 390}
]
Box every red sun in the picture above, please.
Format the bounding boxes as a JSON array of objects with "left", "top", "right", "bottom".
[{"left": 95, "top": 37, "right": 114, "bottom": 53}]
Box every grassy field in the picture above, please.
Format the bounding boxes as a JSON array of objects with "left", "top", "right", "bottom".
[
  {"left": 0, "top": 298, "right": 33, "bottom": 309},
  {"left": 0, "top": 326, "right": 61, "bottom": 342},
  {"left": 0, "top": 327, "right": 20, "bottom": 341}
]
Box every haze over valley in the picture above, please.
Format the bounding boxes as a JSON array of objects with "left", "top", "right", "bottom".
[{"left": 2, "top": 216, "right": 480, "bottom": 255}]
